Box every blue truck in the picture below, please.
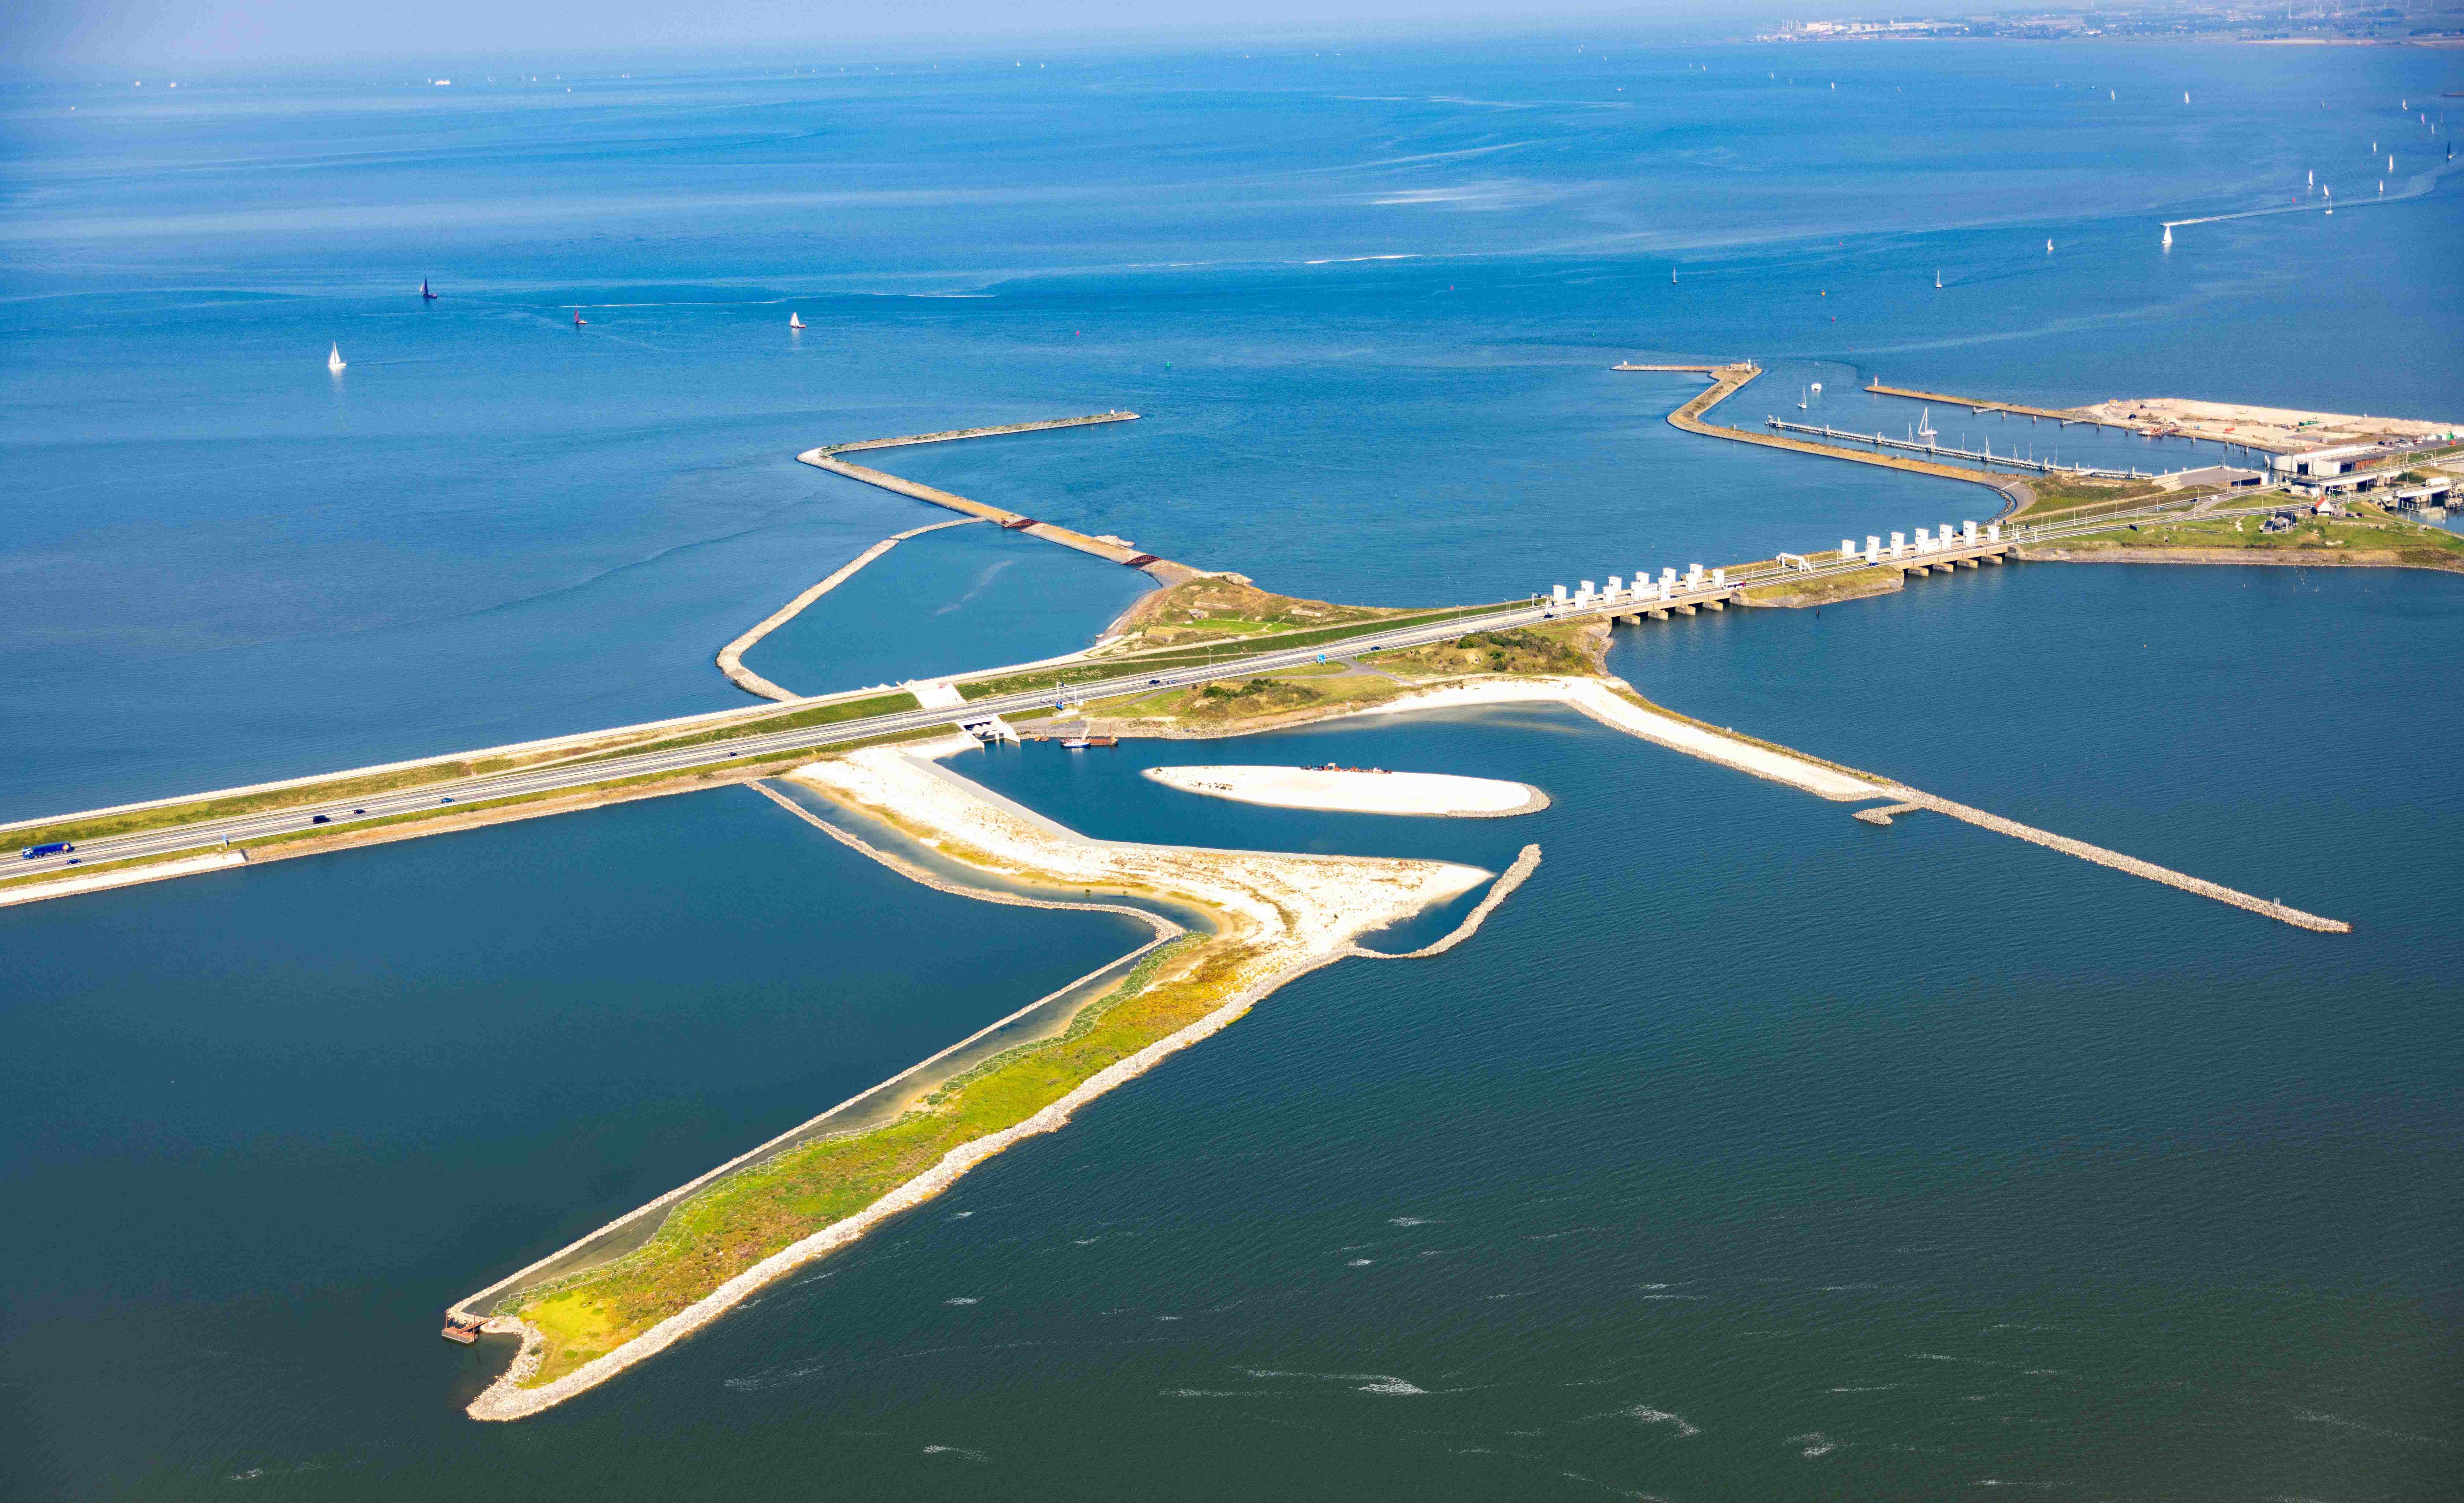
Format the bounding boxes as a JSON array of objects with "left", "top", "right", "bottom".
[{"left": 21, "top": 841, "right": 73, "bottom": 859}]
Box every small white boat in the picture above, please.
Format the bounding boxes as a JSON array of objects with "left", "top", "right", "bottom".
[
  {"left": 571, "top": 307, "right": 587, "bottom": 326},
  {"left": 1810, "top": 381, "right": 1821, "bottom": 393},
  {"left": 2045, "top": 238, "right": 2054, "bottom": 253},
  {"left": 1934, "top": 270, "right": 1942, "bottom": 289},
  {"left": 1799, "top": 387, "right": 1809, "bottom": 409},
  {"left": 788, "top": 312, "right": 805, "bottom": 330},
  {"left": 326, "top": 342, "right": 345, "bottom": 372},
  {"left": 420, "top": 278, "right": 436, "bottom": 301},
  {"left": 1916, "top": 407, "right": 1937, "bottom": 439},
  {"left": 2162, "top": 224, "right": 2174, "bottom": 247}
]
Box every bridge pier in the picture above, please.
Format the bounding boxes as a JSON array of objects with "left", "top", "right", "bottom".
[
  {"left": 1703, "top": 598, "right": 1726, "bottom": 611},
  {"left": 1675, "top": 604, "right": 1697, "bottom": 616}
]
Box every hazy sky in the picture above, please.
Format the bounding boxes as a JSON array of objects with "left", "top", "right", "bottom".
[{"left": 12, "top": 0, "right": 1758, "bottom": 68}]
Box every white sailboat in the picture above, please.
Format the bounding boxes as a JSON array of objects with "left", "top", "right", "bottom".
[
  {"left": 2046, "top": 238, "right": 2054, "bottom": 253},
  {"left": 788, "top": 312, "right": 805, "bottom": 330},
  {"left": 326, "top": 342, "right": 346, "bottom": 372},
  {"left": 1934, "top": 270, "right": 1943, "bottom": 289},
  {"left": 1799, "top": 386, "right": 1809, "bottom": 410},
  {"left": 2162, "top": 224, "right": 2174, "bottom": 247},
  {"left": 1915, "top": 406, "right": 1937, "bottom": 440}
]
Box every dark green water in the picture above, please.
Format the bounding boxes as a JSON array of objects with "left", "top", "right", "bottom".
[{"left": 3, "top": 564, "right": 2455, "bottom": 1499}]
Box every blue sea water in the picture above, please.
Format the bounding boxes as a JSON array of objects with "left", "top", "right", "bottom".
[
  {"left": 2, "top": 31, "right": 2460, "bottom": 1501},
  {"left": 7, "top": 36, "right": 2462, "bottom": 815}
]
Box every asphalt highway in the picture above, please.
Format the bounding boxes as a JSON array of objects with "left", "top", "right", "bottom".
[
  {"left": 7, "top": 599, "right": 1557, "bottom": 881},
  {"left": 6, "top": 495, "right": 2283, "bottom": 888}
]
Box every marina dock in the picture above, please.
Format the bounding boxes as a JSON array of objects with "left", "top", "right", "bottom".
[
  {"left": 1631, "top": 361, "right": 2034, "bottom": 516},
  {"left": 1765, "top": 417, "right": 2134, "bottom": 479}
]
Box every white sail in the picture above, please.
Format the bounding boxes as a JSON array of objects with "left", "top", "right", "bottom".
[
  {"left": 789, "top": 312, "right": 805, "bottom": 329},
  {"left": 327, "top": 342, "right": 345, "bottom": 372}
]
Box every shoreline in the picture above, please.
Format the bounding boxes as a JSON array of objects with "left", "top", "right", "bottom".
[
  {"left": 1090, "top": 673, "right": 2352, "bottom": 932},
  {"left": 717, "top": 517, "right": 987, "bottom": 701},
  {"left": 447, "top": 781, "right": 1187, "bottom": 1356},
  {"left": 1142, "top": 764, "right": 1550, "bottom": 818},
  {"left": 459, "top": 738, "right": 1499, "bottom": 1419},
  {"left": 2019, "top": 543, "right": 2464, "bottom": 573},
  {"left": 1645, "top": 361, "right": 2036, "bottom": 518},
  {"left": 796, "top": 412, "right": 1206, "bottom": 586},
  {"left": 467, "top": 940, "right": 1375, "bottom": 1422}
]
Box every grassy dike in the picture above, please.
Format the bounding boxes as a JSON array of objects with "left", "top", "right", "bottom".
[
  {"left": 0, "top": 692, "right": 924, "bottom": 859},
  {"left": 2041, "top": 505, "right": 2464, "bottom": 568},
  {"left": 954, "top": 601, "right": 1519, "bottom": 702},
  {"left": 505, "top": 924, "right": 1247, "bottom": 1386},
  {"left": 0, "top": 726, "right": 952, "bottom": 899}
]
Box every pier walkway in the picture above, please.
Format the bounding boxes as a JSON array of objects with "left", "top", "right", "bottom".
[{"left": 716, "top": 516, "right": 987, "bottom": 702}]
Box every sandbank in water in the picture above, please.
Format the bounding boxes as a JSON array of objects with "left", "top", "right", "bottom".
[{"left": 1144, "top": 764, "right": 1548, "bottom": 817}]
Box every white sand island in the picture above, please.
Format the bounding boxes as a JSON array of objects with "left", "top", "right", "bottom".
[{"left": 1144, "top": 763, "right": 1548, "bottom": 817}]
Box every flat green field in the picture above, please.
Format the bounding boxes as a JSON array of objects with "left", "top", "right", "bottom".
[
  {"left": 509, "top": 932, "right": 1238, "bottom": 1387},
  {"left": 2058, "top": 506, "right": 2464, "bottom": 566}
]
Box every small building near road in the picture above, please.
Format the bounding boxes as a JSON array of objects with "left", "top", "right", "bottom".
[{"left": 2167, "top": 464, "right": 2265, "bottom": 490}]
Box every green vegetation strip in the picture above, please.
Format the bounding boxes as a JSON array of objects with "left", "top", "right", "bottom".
[
  {"left": 511, "top": 932, "right": 1243, "bottom": 1385},
  {"left": 957, "top": 603, "right": 1522, "bottom": 701},
  {"left": 2059, "top": 508, "right": 2464, "bottom": 565},
  {"left": 1, "top": 728, "right": 952, "bottom": 894},
  {"left": 570, "top": 691, "right": 922, "bottom": 765},
  {"left": 0, "top": 753, "right": 550, "bottom": 851}
]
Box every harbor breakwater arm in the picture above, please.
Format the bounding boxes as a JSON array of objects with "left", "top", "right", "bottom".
[
  {"left": 1883, "top": 788, "right": 2351, "bottom": 933},
  {"left": 455, "top": 744, "right": 1501, "bottom": 1419},
  {"left": 798, "top": 412, "right": 1203, "bottom": 585},
  {"left": 1862, "top": 382, "right": 2084, "bottom": 423},
  {"left": 717, "top": 517, "right": 987, "bottom": 701},
  {"left": 1642, "top": 363, "right": 2034, "bottom": 517},
  {"left": 1145, "top": 672, "right": 2348, "bottom": 934}
]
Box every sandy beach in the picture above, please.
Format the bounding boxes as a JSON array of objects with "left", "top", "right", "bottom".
[
  {"left": 1143, "top": 764, "right": 1548, "bottom": 817},
  {"left": 1342, "top": 677, "right": 1884, "bottom": 802},
  {"left": 460, "top": 736, "right": 1498, "bottom": 1421}
]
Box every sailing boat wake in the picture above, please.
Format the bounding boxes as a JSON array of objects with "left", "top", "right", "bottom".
[{"left": 2161, "top": 152, "right": 2464, "bottom": 240}]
